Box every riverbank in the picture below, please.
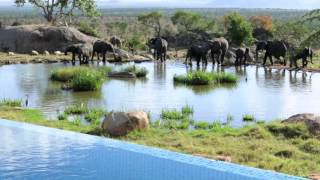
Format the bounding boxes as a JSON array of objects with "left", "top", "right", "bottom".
[{"left": 0, "top": 106, "right": 319, "bottom": 178}]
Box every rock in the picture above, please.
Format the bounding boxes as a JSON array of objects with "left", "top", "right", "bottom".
[
  {"left": 102, "top": 111, "right": 149, "bottom": 136},
  {"left": 215, "top": 155, "right": 232, "bottom": 162},
  {"left": 108, "top": 71, "right": 136, "bottom": 78},
  {"left": 132, "top": 55, "right": 151, "bottom": 62},
  {"left": 31, "top": 50, "right": 39, "bottom": 55},
  {"left": 282, "top": 113, "right": 320, "bottom": 134},
  {"left": 8, "top": 52, "right": 14, "bottom": 56},
  {"left": 54, "top": 51, "right": 63, "bottom": 55},
  {"left": 43, "top": 50, "right": 50, "bottom": 55},
  {"left": 309, "top": 174, "right": 320, "bottom": 180},
  {"left": 0, "top": 25, "right": 97, "bottom": 54}
]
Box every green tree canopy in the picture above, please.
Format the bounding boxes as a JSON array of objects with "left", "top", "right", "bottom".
[
  {"left": 137, "top": 11, "right": 164, "bottom": 37},
  {"left": 273, "top": 21, "right": 309, "bottom": 49},
  {"left": 223, "top": 12, "right": 253, "bottom": 46},
  {"left": 14, "top": 0, "right": 100, "bottom": 24},
  {"left": 171, "top": 10, "right": 214, "bottom": 32},
  {"left": 301, "top": 9, "right": 320, "bottom": 47}
]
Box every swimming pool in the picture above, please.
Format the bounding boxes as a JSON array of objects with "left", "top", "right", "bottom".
[{"left": 0, "top": 119, "right": 306, "bottom": 180}]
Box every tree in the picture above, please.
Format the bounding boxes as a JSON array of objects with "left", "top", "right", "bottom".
[
  {"left": 223, "top": 12, "right": 253, "bottom": 46},
  {"left": 273, "top": 21, "right": 308, "bottom": 49},
  {"left": 138, "top": 11, "right": 164, "bottom": 37},
  {"left": 14, "top": 0, "right": 100, "bottom": 24},
  {"left": 171, "top": 10, "right": 213, "bottom": 32},
  {"left": 301, "top": 9, "right": 320, "bottom": 47},
  {"left": 250, "top": 16, "right": 273, "bottom": 40}
]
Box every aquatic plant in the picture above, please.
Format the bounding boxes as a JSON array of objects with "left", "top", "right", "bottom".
[
  {"left": 71, "top": 68, "right": 104, "bottom": 91},
  {"left": 0, "top": 99, "right": 22, "bottom": 107},
  {"left": 174, "top": 71, "right": 238, "bottom": 85},
  {"left": 64, "top": 104, "right": 89, "bottom": 115},
  {"left": 181, "top": 105, "right": 194, "bottom": 115},
  {"left": 161, "top": 109, "right": 184, "bottom": 120},
  {"left": 122, "top": 65, "right": 148, "bottom": 77},
  {"left": 57, "top": 113, "right": 68, "bottom": 121},
  {"left": 243, "top": 114, "right": 255, "bottom": 122}
]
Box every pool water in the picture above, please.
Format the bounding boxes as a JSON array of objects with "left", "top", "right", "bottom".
[
  {"left": 0, "top": 61, "right": 319, "bottom": 125},
  {"left": 0, "top": 119, "right": 305, "bottom": 180}
]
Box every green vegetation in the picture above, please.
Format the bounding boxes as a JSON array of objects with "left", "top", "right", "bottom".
[
  {"left": 84, "top": 108, "right": 108, "bottom": 125},
  {"left": 181, "top": 105, "right": 194, "bottom": 115},
  {"left": 174, "top": 71, "right": 238, "bottom": 86},
  {"left": 138, "top": 11, "right": 164, "bottom": 36},
  {"left": 50, "top": 66, "right": 112, "bottom": 91},
  {"left": 122, "top": 65, "right": 148, "bottom": 77},
  {"left": 78, "top": 21, "right": 100, "bottom": 37},
  {"left": 0, "top": 98, "right": 22, "bottom": 107},
  {"left": 223, "top": 12, "right": 254, "bottom": 45},
  {"left": 243, "top": 114, "right": 255, "bottom": 122},
  {"left": 0, "top": 105, "right": 319, "bottom": 177},
  {"left": 64, "top": 104, "right": 89, "bottom": 115}
]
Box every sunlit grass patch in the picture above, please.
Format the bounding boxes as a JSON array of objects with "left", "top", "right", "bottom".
[
  {"left": 0, "top": 98, "right": 22, "bottom": 107},
  {"left": 174, "top": 71, "right": 237, "bottom": 85}
]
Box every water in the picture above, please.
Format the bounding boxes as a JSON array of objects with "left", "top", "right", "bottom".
[
  {"left": 0, "top": 61, "right": 319, "bottom": 125},
  {"left": 0, "top": 119, "right": 304, "bottom": 180}
]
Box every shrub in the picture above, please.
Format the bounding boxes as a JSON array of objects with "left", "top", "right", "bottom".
[
  {"left": 78, "top": 21, "right": 99, "bottom": 37},
  {"left": 0, "top": 99, "right": 22, "bottom": 107}
]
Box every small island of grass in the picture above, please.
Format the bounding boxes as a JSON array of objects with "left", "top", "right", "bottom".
[{"left": 173, "top": 71, "right": 238, "bottom": 85}]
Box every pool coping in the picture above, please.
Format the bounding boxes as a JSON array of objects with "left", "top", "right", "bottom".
[{"left": 0, "top": 118, "right": 307, "bottom": 180}]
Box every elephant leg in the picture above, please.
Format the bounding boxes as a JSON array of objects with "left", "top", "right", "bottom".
[
  {"left": 164, "top": 51, "right": 167, "bottom": 61},
  {"left": 263, "top": 53, "right": 267, "bottom": 66},
  {"left": 72, "top": 53, "right": 76, "bottom": 63},
  {"left": 303, "top": 58, "right": 307, "bottom": 68},
  {"left": 269, "top": 56, "right": 273, "bottom": 65},
  {"left": 196, "top": 57, "right": 200, "bottom": 67},
  {"left": 283, "top": 56, "right": 287, "bottom": 66},
  {"left": 91, "top": 51, "right": 95, "bottom": 62},
  {"left": 220, "top": 51, "right": 226, "bottom": 65},
  {"left": 103, "top": 52, "right": 107, "bottom": 63}
]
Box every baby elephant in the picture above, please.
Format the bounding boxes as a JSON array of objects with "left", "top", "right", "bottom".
[
  {"left": 65, "top": 43, "right": 93, "bottom": 65},
  {"left": 290, "top": 47, "right": 313, "bottom": 68},
  {"left": 235, "top": 48, "right": 250, "bottom": 65}
]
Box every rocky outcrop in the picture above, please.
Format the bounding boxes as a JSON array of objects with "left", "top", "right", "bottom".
[
  {"left": 282, "top": 113, "right": 320, "bottom": 135},
  {"left": 102, "top": 111, "right": 149, "bottom": 136},
  {"left": 0, "top": 25, "right": 97, "bottom": 53}
]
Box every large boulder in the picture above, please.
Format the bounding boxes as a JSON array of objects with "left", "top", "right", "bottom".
[
  {"left": 0, "top": 25, "right": 97, "bottom": 53},
  {"left": 282, "top": 113, "right": 320, "bottom": 135},
  {"left": 102, "top": 111, "right": 149, "bottom": 136}
]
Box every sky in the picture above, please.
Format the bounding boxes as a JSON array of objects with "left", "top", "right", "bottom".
[{"left": 0, "top": 0, "right": 319, "bottom": 9}]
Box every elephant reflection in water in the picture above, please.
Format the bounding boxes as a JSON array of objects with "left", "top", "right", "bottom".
[
  {"left": 235, "top": 65, "right": 247, "bottom": 76},
  {"left": 289, "top": 71, "right": 309, "bottom": 84},
  {"left": 154, "top": 62, "right": 166, "bottom": 80}
]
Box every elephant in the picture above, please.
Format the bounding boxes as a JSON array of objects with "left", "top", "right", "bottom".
[
  {"left": 290, "top": 47, "right": 313, "bottom": 68},
  {"left": 255, "top": 40, "right": 267, "bottom": 60},
  {"left": 147, "top": 37, "right": 168, "bottom": 62},
  {"left": 110, "top": 36, "right": 122, "bottom": 48},
  {"left": 185, "top": 43, "right": 211, "bottom": 66},
  {"left": 235, "top": 48, "right": 250, "bottom": 65},
  {"left": 91, "top": 40, "right": 117, "bottom": 62},
  {"left": 208, "top": 37, "right": 229, "bottom": 65},
  {"left": 263, "top": 40, "right": 287, "bottom": 66},
  {"left": 64, "top": 43, "right": 93, "bottom": 65}
]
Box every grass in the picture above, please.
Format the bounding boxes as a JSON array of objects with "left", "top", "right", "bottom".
[
  {"left": 84, "top": 108, "right": 108, "bottom": 125},
  {"left": 0, "top": 98, "right": 22, "bottom": 107},
  {"left": 243, "top": 114, "right": 255, "bottom": 122},
  {"left": 0, "top": 106, "right": 319, "bottom": 177},
  {"left": 122, "top": 65, "right": 148, "bottom": 77},
  {"left": 194, "top": 121, "right": 210, "bottom": 130},
  {"left": 51, "top": 67, "right": 112, "bottom": 91},
  {"left": 181, "top": 105, "right": 194, "bottom": 115},
  {"left": 64, "top": 104, "right": 89, "bottom": 115},
  {"left": 174, "top": 71, "right": 238, "bottom": 85}
]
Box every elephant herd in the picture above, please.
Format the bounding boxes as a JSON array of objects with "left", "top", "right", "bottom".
[
  {"left": 185, "top": 38, "right": 314, "bottom": 69},
  {"left": 64, "top": 35, "right": 314, "bottom": 69}
]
